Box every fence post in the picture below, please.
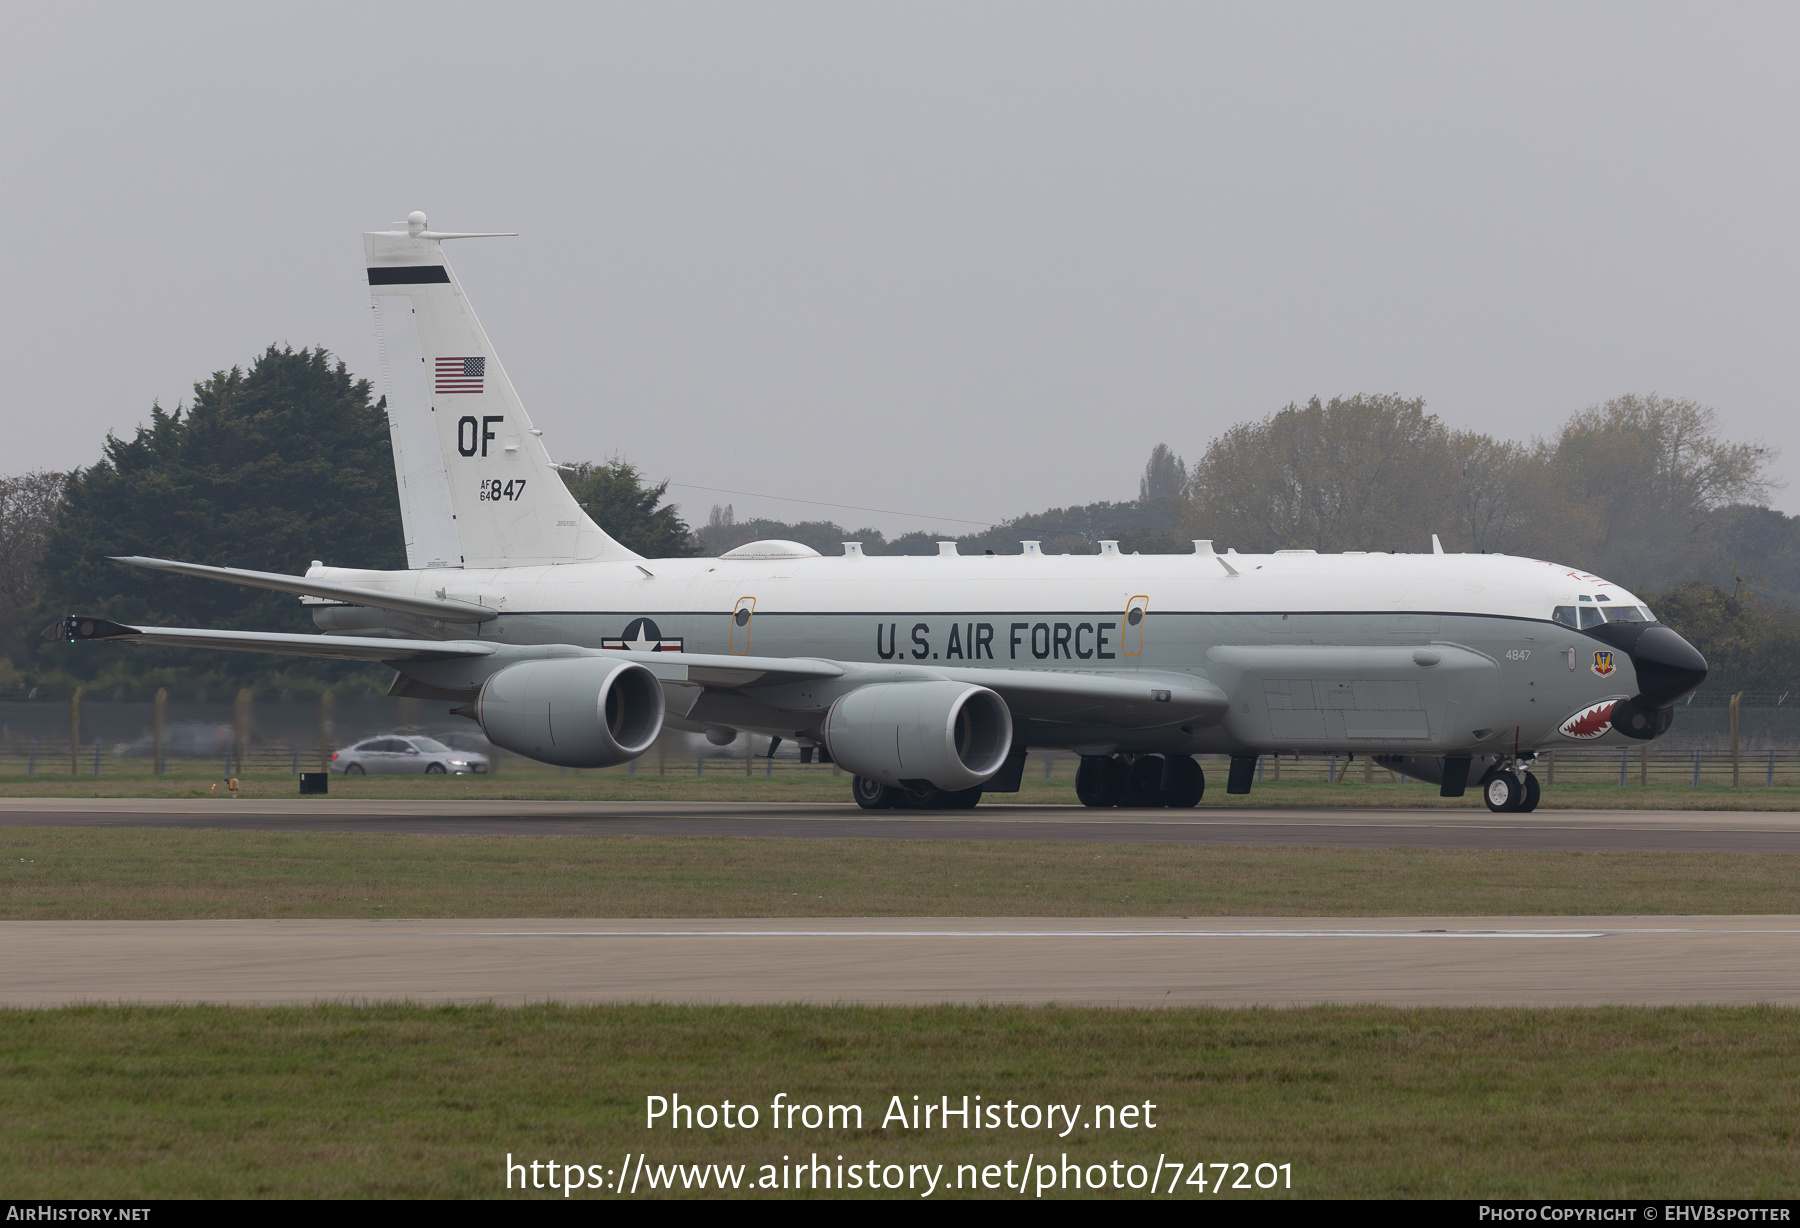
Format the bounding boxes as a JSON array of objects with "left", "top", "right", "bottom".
[
  {"left": 1768, "top": 748, "right": 1776, "bottom": 788},
  {"left": 69, "top": 688, "right": 80, "bottom": 776},
  {"left": 1692, "top": 748, "right": 1701, "bottom": 788},
  {"left": 318, "top": 691, "right": 334, "bottom": 773},
  {"left": 1328, "top": 756, "right": 1337, "bottom": 784},
  {"left": 1545, "top": 750, "right": 1554, "bottom": 787},
  {"left": 92, "top": 738, "right": 101, "bottom": 777},
  {"left": 1270, "top": 754, "right": 1280, "bottom": 781},
  {"left": 1730, "top": 691, "right": 1743, "bottom": 787},
  {"left": 1639, "top": 744, "right": 1648, "bottom": 787},
  {"left": 234, "top": 689, "right": 253, "bottom": 779},
  {"left": 696, "top": 753, "right": 703, "bottom": 777},
  {"left": 1363, "top": 755, "right": 1372, "bottom": 784},
  {"left": 153, "top": 687, "right": 167, "bottom": 776},
  {"left": 658, "top": 738, "right": 666, "bottom": 776},
  {"left": 1618, "top": 748, "right": 1627, "bottom": 787}
]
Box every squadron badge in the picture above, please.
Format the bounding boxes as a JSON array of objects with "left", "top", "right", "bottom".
[
  {"left": 1591, "top": 649, "right": 1615, "bottom": 678},
  {"left": 603, "top": 617, "right": 683, "bottom": 652}
]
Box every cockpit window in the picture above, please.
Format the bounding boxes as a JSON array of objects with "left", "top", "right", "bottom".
[
  {"left": 1602, "top": 605, "right": 1652, "bottom": 623},
  {"left": 1552, "top": 606, "right": 1578, "bottom": 629},
  {"left": 1579, "top": 607, "right": 1605, "bottom": 629}
]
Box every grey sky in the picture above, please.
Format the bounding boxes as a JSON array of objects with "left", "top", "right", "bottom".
[{"left": 3, "top": 2, "right": 1796, "bottom": 535}]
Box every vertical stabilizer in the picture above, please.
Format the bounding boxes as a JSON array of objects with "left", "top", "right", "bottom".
[{"left": 363, "top": 214, "right": 641, "bottom": 568}]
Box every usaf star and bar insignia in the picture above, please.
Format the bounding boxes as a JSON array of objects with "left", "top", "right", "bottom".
[{"left": 602, "top": 617, "right": 683, "bottom": 653}]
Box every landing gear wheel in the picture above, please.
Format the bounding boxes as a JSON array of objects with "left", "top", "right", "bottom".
[
  {"left": 1483, "top": 771, "right": 1524, "bottom": 812},
  {"left": 1161, "top": 755, "right": 1205, "bottom": 808},
  {"left": 933, "top": 786, "right": 984, "bottom": 810},
  {"left": 344, "top": 763, "right": 365, "bottom": 775},
  {"left": 425, "top": 763, "right": 447, "bottom": 775},
  {"left": 1121, "top": 755, "right": 1166, "bottom": 808},
  {"left": 851, "top": 776, "right": 898, "bottom": 810},
  {"left": 1518, "top": 772, "right": 1541, "bottom": 813},
  {"left": 1075, "top": 755, "right": 1127, "bottom": 808}
]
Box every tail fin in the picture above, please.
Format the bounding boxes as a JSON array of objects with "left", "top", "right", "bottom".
[{"left": 363, "top": 213, "right": 640, "bottom": 569}]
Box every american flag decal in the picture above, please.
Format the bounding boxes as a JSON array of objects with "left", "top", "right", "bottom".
[{"left": 435, "top": 356, "right": 486, "bottom": 394}]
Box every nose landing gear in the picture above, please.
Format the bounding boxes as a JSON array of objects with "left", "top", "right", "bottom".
[{"left": 1480, "top": 760, "right": 1541, "bottom": 813}]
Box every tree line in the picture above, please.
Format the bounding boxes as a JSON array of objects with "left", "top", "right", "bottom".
[{"left": 4, "top": 343, "right": 1797, "bottom": 695}]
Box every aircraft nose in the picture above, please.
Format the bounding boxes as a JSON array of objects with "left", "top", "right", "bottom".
[{"left": 1630, "top": 624, "right": 1708, "bottom": 707}]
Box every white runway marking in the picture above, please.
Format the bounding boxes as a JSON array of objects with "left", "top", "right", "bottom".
[{"left": 451, "top": 928, "right": 1617, "bottom": 939}]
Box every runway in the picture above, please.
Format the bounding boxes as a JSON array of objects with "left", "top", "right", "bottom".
[
  {"left": 5, "top": 915, "right": 1797, "bottom": 1007},
  {"left": 0, "top": 797, "right": 1797, "bottom": 852}
]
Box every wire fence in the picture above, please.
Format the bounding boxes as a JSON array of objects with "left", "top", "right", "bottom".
[
  {"left": 0, "top": 692, "right": 1795, "bottom": 788},
  {"left": 5, "top": 738, "right": 1795, "bottom": 791}
]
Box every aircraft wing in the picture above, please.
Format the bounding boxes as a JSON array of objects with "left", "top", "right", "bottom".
[
  {"left": 49, "top": 617, "right": 1222, "bottom": 731},
  {"left": 628, "top": 653, "right": 845, "bottom": 687},
  {"left": 46, "top": 617, "right": 498, "bottom": 663},
  {"left": 644, "top": 654, "right": 1226, "bottom": 728},
  {"left": 47, "top": 616, "right": 847, "bottom": 683},
  {"left": 929, "top": 665, "right": 1229, "bottom": 727}
]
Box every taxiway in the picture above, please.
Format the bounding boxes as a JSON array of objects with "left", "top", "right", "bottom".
[
  {"left": 0, "top": 797, "right": 1795, "bottom": 852},
  {"left": 5, "top": 915, "right": 1796, "bottom": 1008}
]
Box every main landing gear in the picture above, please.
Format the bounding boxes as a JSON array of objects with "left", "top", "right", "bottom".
[
  {"left": 852, "top": 777, "right": 984, "bottom": 811},
  {"left": 1479, "top": 761, "right": 1541, "bottom": 813},
  {"left": 1075, "top": 753, "right": 1205, "bottom": 809}
]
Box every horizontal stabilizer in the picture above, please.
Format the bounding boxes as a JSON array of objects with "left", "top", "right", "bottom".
[{"left": 112, "top": 556, "right": 497, "bottom": 623}]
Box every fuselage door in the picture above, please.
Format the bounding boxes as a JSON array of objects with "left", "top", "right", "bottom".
[
  {"left": 731, "top": 596, "right": 756, "bottom": 655},
  {"left": 1123, "top": 595, "right": 1149, "bottom": 657}
]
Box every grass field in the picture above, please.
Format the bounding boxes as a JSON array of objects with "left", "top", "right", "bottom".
[
  {"left": 2, "top": 763, "right": 1798, "bottom": 809},
  {"left": 4, "top": 828, "right": 1797, "bottom": 919},
  {"left": 6, "top": 776, "right": 1794, "bottom": 1200},
  {"left": 6, "top": 1003, "right": 1798, "bottom": 1198}
]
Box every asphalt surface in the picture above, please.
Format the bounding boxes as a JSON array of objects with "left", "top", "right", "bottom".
[
  {"left": 6, "top": 915, "right": 1797, "bottom": 1007},
  {"left": 1, "top": 797, "right": 1797, "bottom": 852}
]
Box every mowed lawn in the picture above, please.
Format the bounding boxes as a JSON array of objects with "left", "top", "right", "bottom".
[
  {"left": 3, "top": 827, "right": 1800, "bottom": 918},
  {"left": 4, "top": 1003, "right": 1798, "bottom": 1198}
]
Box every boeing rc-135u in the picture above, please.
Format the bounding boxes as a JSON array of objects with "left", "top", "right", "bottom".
[{"left": 51, "top": 213, "right": 1710, "bottom": 813}]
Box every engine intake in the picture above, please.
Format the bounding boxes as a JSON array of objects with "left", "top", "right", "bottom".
[
  {"left": 823, "top": 681, "right": 1013, "bottom": 790},
  {"left": 477, "top": 657, "right": 665, "bottom": 767}
]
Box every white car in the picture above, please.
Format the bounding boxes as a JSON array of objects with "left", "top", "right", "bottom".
[{"left": 331, "top": 735, "right": 489, "bottom": 775}]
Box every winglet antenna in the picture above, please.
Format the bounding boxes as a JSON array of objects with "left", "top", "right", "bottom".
[{"left": 1431, "top": 533, "right": 1445, "bottom": 555}]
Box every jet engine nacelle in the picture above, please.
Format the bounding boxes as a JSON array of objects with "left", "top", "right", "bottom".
[
  {"left": 823, "top": 680, "right": 1013, "bottom": 790},
  {"left": 476, "top": 656, "right": 665, "bottom": 767}
]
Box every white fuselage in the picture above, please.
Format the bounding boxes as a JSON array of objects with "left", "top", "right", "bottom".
[{"left": 308, "top": 547, "right": 1653, "bottom": 757}]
